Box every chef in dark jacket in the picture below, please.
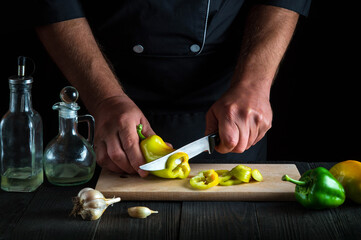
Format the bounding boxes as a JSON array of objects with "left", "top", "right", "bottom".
[{"left": 34, "top": 0, "right": 311, "bottom": 176}]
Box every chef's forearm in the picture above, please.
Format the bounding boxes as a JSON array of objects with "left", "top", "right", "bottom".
[
  {"left": 232, "top": 5, "right": 299, "bottom": 96},
  {"left": 35, "top": 18, "right": 125, "bottom": 113}
]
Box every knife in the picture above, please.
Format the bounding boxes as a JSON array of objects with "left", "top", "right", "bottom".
[{"left": 139, "top": 133, "right": 220, "bottom": 171}]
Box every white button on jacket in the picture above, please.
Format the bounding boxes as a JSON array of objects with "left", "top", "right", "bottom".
[{"left": 133, "top": 44, "right": 144, "bottom": 53}]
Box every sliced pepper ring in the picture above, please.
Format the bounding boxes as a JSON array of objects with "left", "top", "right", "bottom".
[
  {"left": 190, "top": 169, "right": 219, "bottom": 190},
  {"left": 219, "top": 178, "right": 243, "bottom": 186},
  {"left": 251, "top": 169, "right": 263, "bottom": 182},
  {"left": 215, "top": 170, "right": 232, "bottom": 182},
  {"left": 166, "top": 152, "right": 190, "bottom": 179},
  {"left": 216, "top": 170, "right": 243, "bottom": 186},
  {"left": 152, "top": 152, "right": 190, "bottom": 179},
  {"left": 230, "top": 165, "right": 252, "bottom": 183}
]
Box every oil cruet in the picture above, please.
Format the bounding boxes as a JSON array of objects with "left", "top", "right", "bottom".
[
  {"left": 44, "top": 86, "right": 95, "bottom": 186},
  {"left": 0, "top": 56, "right": 43, "bottom": 192}
]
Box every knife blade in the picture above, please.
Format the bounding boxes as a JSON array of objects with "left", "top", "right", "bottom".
[{"left": 139, "top": 133, "right": 220, "bottom": 171}]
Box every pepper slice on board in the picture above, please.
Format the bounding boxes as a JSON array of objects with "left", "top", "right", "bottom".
[
  {"left": 215, "top": 170, "right": 232, "bottom": 182},
  {"left": 229, "top": 165, "right": 252, "bottom": 183},
  {"left": 282, "top": 167, "right": 346, "bottom": 209},
  {"left": 251, "top": 169, "right": 263, "bottom": 182},
  {"left": 190, "top": 169, "right": 219, "bottom": 190},
  {"left": 137, "top": 124, "right": 190, "bottom": 179},
  {"left": 329, "top": 160, "right": 361, "bottom": 204},
  {"left": 216, "top": 170, "right": 242, "bottom": 186}
]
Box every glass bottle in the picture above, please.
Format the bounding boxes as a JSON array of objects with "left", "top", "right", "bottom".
[
  {"left": 0, "top": 56, "right": 43, "bottom": 192},
  {"left": 44, "top": 86, "right": 96, "bottom": 186}
]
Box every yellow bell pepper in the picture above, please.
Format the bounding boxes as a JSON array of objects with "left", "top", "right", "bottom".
[
  {"left": 137, "top": 124, "right": 190, "bottom": 179},
  {"left": 190, "top": 169, "right": 219, "bottom": 190},
  {"left": 329, "top": 160, "right": 361, "bottom": 204}
]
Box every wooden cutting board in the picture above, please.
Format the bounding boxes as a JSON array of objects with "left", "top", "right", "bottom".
[{"left": 95, "top": 163, "right": 300, "bottom": 201}]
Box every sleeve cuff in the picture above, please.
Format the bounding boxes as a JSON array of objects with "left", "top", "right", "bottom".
[
  {"left": 34, "top": 0, "right": 85, "bottom": 26},
  {"left": 254, "top": 0, "right": 312, "bottom": 16}
]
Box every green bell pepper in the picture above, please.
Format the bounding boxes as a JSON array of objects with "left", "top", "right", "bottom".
[{"left": 282, "top": 167, "right": 346, "bottom": 209}]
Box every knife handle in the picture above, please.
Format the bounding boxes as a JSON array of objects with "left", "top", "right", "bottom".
[{"left": 208, "top": 133, "right": 220, "bottom": 154}]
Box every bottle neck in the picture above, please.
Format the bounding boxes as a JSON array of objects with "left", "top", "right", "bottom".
[
  {"left": 58, "top": 114, "right": 78, "bottom": 136},
  {"left": 9, "top": 83, "right": 33, "bottom": 112}
]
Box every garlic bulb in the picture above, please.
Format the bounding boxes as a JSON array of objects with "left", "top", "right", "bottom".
[
  {"left": 71, "top": 188, "right": 121, "bottom": 220},
  {"left": 128, "top": 206, "right": 158, "bottom": 218}
]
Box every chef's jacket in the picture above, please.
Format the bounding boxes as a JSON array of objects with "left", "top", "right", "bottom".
[{"left": 34, "top": 0, "right": 311, "bottom": 162}]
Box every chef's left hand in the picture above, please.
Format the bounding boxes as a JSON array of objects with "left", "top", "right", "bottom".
[{"left": 205, "top": 82, "right": 272, "bottom": 154}]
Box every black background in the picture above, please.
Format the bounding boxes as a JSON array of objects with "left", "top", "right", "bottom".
[{"left": 0, "top": 1, "right": 359, "bottom": 162}]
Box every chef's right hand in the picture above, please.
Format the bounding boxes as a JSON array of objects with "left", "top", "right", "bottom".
[{"left": 92, "top": 95, "right": 154, "bottom": 177}]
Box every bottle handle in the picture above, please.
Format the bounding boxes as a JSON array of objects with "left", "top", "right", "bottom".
[{"left": 77, "top": 114, "right": 95, "bottom": 146}]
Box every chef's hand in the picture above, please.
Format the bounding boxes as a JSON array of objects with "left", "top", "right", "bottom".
[
  {"left": 205, "top": 83, "right": 272, "bottom": 154},
  {"left": 93, "top": 95, "right": 153, "bottom": 177},
  {"left": 204, "top": 5, "right": 300, "bottom": 154}
]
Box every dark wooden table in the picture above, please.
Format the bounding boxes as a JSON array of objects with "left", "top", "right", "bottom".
[{"left": 1, "top": 162, "right": 360, "bottom": 240}]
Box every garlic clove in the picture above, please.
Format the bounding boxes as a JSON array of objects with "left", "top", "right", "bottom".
[
  {"left": 83, "top": 199, "right": 107, "bottom": 210},
  {"left": 79, "top": 189, "right": 105, "bottom": 203},
  {"left": 77, "top": 187, "right": 94, "bottom": 198},
  {"left": 128, "top": 206, "right": 158, "bottom": 219},
  {"left": 79, "top": 208, "right": 106, "bottom": 221}
]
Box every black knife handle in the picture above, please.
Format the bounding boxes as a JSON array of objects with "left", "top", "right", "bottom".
[{"left": 208, "top": 133, "right": 220, "bottom": 154}]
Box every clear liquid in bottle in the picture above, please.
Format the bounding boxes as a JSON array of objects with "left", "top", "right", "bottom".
[
  {"left": 44, "top": 86, "right": 95, "bottom": 186},
  {"left": 0, "top": 56, "right": 43, "bottom": 192}
]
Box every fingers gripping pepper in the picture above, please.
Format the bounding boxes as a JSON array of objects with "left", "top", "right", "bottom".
[
  {"left": 282, "top": 167, "right": 346, "bottom": 209},
  {"left": 137, "top": 124, "right": 190, "bottom": 179}
]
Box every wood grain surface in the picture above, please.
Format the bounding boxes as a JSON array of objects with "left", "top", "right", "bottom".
[
  {"left": 95, "top": 163, "right": 300, "bottom": 201},
  {"left": 3, "top": 162, "right": 361, "bottom": 240}
]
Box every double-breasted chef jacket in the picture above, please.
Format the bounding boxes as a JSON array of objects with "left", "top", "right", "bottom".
[{"left": 34, "top": 0, "right": 311, "bottom": 162}]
